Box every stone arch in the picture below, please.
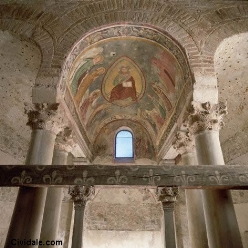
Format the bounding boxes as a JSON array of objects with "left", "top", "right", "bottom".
[
  {"left": 0, "top": 5, "right": 56, "bottom": 102},
  {"left": 0, "top": 2, "right": 200, "bottom": 103},
  {"left": 51, "top": 0, "right": 199, "bottom": 53},
  {"left": 52, "top": 2, "right": 200, "bottom": 81},
  {"left": 191, "top": 11, "right": 248, "bottom": 103},
  {"left": 194, "top": 5, "right": 248, "bottom": 77},
  {"left": 60, "top": 24, "right": 193, "bottom": 155},
  {"left": 214, "top": 32, "right": 248, "bottom": 163}
]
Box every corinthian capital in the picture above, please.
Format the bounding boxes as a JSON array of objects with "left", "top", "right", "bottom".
[
  {"left": 24, "top": 103, "right": 66, "bottom": 134},
  {"left": 187, "top": 101, "right": 227, "bottom": 135},
  {"left": 173, "top": 131, "right": 195, "bottom": 155},
  {"left": 157, "top": 186, "right": 179, "bottom": 210},
  {"left": 55, "top": 127, "right": 76, "bottom": 152},
  {"left": 69, "top": 185, "right": 95, "bottom": 208}
]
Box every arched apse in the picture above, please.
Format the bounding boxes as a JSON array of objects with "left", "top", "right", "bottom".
[
  {"left": 62, "top": 25, "right": 193, "bottom": 160},
  {"left": 214, "top": 32, "right": 248, "bottom": 164}
]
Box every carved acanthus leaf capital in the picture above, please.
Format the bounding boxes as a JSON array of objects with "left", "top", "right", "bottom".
[
  {"left": 24, "top": 103, "right": 66, "bottom": 134},
  {"left": 186, "top": 101, "right": 227, "bottom": 135},
  {"left": 69, "top": 185, "right": 95, "bottom": 208},
  {"left": 157, "top": 186, "right": 179, "bottom": 208},
  {"left": 55, "top": 127, "right": 76, "bottom": 152},
  {"left": 173, "top": 131, "right": 195, "bottom": 154}
]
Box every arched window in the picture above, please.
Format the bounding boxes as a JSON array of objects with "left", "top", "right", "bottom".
[{"left": 115, "top": 130, "right": 134, "bottom": 161}]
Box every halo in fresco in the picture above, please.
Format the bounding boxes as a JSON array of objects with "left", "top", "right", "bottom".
[{"left": 102, "top": 56, "right": 146, "bottom": 107}]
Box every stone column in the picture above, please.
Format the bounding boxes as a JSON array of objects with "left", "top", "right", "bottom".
[
  {"left": 173, "top": 131, "right": 208, "bottom": 248},
  {"left": 39, "top": 127, "right": 74, "bottom": 248},
  {"left": 69, "top": 186, "right": 95, "bottom": 248},
  {"left": 4, "top": 103, "right": 64, "bottom": 248},
  {"left": 187, "top": 101, "right": 243, "bottom": 248},
  {"left": 157, "top": 186, "right": 179, "bottom": 248}
]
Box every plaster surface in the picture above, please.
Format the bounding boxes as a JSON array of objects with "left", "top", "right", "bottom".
[
  {"left": 0, "top": 30, "right": 41, "bottom": 163},
  {"left": 215, "top": 33, "right": 248, "bottom": 163}
]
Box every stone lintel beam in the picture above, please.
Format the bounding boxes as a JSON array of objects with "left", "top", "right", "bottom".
[{"left": 0, "top": 165, "right": 248, "bottom": 189}]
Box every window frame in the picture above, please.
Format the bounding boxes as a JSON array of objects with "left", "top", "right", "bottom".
[{"left": 114, "top": 129, "right": 134, "bottom": 163}]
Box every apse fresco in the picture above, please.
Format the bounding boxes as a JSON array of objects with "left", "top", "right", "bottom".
[
  {"left": 102, "top": 56, "right": 145, "bottom": 106},
  {"left": 67, "top": 36, "right": 183, "bottom": 146},
  {"left": 93, "top": 120, "right": 155, "bottom": 160}
]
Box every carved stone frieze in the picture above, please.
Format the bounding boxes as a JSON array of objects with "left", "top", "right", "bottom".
[
  {"left": 173, "top": 130, "right": 195, "bottom": 155},
  {"left": 186, "top": 101, "right": 227, "bottom": 135},
  {"left": 24, "top": 103, "right": 66, "bottom": 134},
  {"left": 1, "top": 164, "right": 248, "bottom": 188},
  {"left": 68, "top": 185, "right": 95, "bottom": 208}
]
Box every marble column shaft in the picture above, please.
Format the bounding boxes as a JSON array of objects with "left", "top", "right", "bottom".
[
  {"left": 188, "top": 101, "right": 243, "bottom": 248},
  {"left": 69, "top": 186, "right": 94, "bottom": 248},
  {"left": 173, "top": 131, "right": 208, "bottom": 248},
  {"left": 157, "top": 186, "right": 178, "bottom": 248},
  {"left": 5, "top": 103, "right": 64, "bottom": 248},
  {"left": 39, "top": 127, "right": 74, "bottom": 248}
]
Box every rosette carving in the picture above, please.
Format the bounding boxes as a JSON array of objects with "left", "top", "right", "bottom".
[
  {"left": 187, "top": 101, "right": 227, "bottom": 134},
  {"left": 24, "top": 103, "right": 66, "bottom": 134}
]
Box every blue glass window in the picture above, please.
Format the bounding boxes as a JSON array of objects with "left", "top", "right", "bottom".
[{"left": 115, "top": 130, "right": 133, "bottom": 158}]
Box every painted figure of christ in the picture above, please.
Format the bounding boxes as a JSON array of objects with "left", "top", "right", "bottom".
[{"left": 109, "top": 66, "right": 137, "bottom": 102}]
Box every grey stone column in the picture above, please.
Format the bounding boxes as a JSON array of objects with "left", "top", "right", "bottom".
[
  {"left": 69, "top": 186, "right": 95, "bottom": 248},
  {"left": 4, "top": 103, "right": 64, "bottom": 248},
  {"left": 39, "top": 127, "right": 74, "bottom": 248},
  {"left": 157, "top": 186, "right": 179, "bottom": 248},
  {"left": 187, "top": 101, "right": 243, "bottom": 248},
  {"left": 173, "top": 131, "right": 208, "bottom": 248}
]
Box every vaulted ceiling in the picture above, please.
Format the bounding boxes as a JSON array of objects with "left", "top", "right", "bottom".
[
  {"left": 64, "top": 25, "right": 192, "bottom": 159},
  {"left": 1, "top": 0, "right": 248, "bottom": 162}
]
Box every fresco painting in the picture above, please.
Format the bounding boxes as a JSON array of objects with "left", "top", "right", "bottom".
[
  {"left": 151, "top": 51, "right": 177, "bottom": 94},
  {"left": 93, "top": 120, "right": 155, "bottom": 160},
  {"left": 67, "top": 37, "right": 183, "bottom": 143},
  {"left": 79, "top": 89, "right": 101, "bottom": 125},
  {"left": 102, "top": 56, "right": 145, "bottom": 107}
]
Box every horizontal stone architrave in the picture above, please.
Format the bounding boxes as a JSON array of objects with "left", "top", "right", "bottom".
[{"left": 0, "top": 164, "right": 248, "bottom": 189}]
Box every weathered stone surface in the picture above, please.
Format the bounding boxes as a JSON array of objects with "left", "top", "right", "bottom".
[
  {"left": 215, "top": 33, "right": 248, "bottom": 163},
  {"left": 0, "top": 30, "right": 40, "bottom": 163},
  {"left": 0, "top": 187, "right": 18, "bottom": 247},
  {"left": 85, "top": 202, "right": 162, "bottom": 231},
  {"left": 58, "top": 201, "right": 73, "bottom": 248}
]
